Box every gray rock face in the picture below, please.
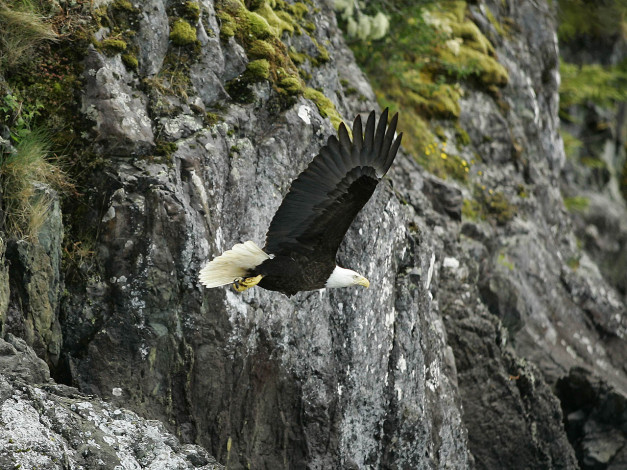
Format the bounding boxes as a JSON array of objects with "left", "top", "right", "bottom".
[
  {"left": 136, "top": 0, "right": 169, "bottom": 77},
  {"left": 1, "top": 0, "right": 626, "bottom": 468},
  {"left": 557, "top": 367, "right": 627, "bottom": 469},
  {"left": 62, "top": 101, "right": 469, "bottom": 468},
  {"left": 4, "top": 188, "right": 63, "bottom": 368},
  {"left": 0, "top": 334, "right": 50, "bottom": 384},
  {"left": 82, "top": 47, "right": 154, "bottom": 156},
  {"left": 0, "top": 240, "right": 8, "bottom": 332}
]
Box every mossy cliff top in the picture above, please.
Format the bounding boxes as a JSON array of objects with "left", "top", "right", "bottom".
[
  {"left": 216, "top": 0, "right": 342, "bottom": 128},
  {"left": 344, "top": 1, "right": 508, "bottom": 185}
]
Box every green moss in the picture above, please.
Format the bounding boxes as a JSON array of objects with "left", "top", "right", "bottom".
[
  {"left": 170, "top": 19, "right": 197, "bottom": 46},
  {"left": 497, "top": 253, "right": 515, "bottom": 271},
  {"left": 303, "top": 20, "right": 316, "bottom": 33},
  {"left": 112, "top": 0, "right": 135, "bottom": 12},
  {"left": 455, "top": 123, "right": 471, "bottom": 146},
  {"left": 462, "top": 198, "right": 481, "bottom": 221},
  {"left": 450, "top": 21, "right": 494, "bottom": 56},
  {"left": 183, "top": 1, "right": 201, "bottom": 22},
  {"left": 463, "top": 186, "right": 516, "bottom": 225},
  {"left": 557, "top": 0, "right": 627, "bottom": 41},
  {"left": 94, "top": 0, "right": 140, "bottom": 39},
  {"left": 155, "top": 141, "right": 178, "bottom": 158},
  {"left": 343, "top": 0, "right": 509, "bottom": 174},
  {"left": 580, "top": 156, "right": 607, "bottom": 169},
  {"left": 245, "top": 10, "right": 273, "bottom": 38},
  {"left": 99, "top": 38, "right": 127, "bottom": 53},
  {"left": 122, "top": 53, "right": 138, "bottom": 70},
  {"left": 517, "top": 184, "right": 528, "bottom": 199},
  {"left": 564, "top": 196, "right": 589, "bottom": 213},
  {"left": 217, "top": 11, "right": 236, "bottom": 38},
  {"left": 205, "top": 112, "right": 220, "bottom": 125},
  {"left": 214, "top": 0, "right": 335, "bottom": 108},
  {"left": 485, "top": 6, "right": 509, "bottom": 37},
  {"left": 304, "top": 88, "right": 343, "bottom": 129},
  {"left": 418, "top": 140, "right": 470, "bottom": 182},
  {"left": 226, "top": 59, "right": 270, "bottom": 103},
  {"left": 246, "top": 59, "right": 270, "bottom": 80},
  {"left": 438, "top": 45, "right": 508, "bottom": 88},
  {"left": 254, "top": 4, "right": 294, "bottom": 35},
  {"left": 288, "top": 47, "right": 307, "bottom": 64},
  {"left": 248, "top": 39, "right": 275, "bottom": 59},
  {"left": 289, "top": 2, "right": 309, "bottom": 19},
  {"left": 278, "top": 74, "right": 303, "bottom": 95},
  {"left": 485, "top": 191, "right": 516, "bottom": 225},
  {"left": 560, "top": 129, "right": 582, "bottom": 159},
  {"left": 312, "top": 39, "right": 330, "bottom": 64},
  {"left": 566, "top": 255, "right": 580, "bottom": 271},
  {"left": 143, "top": 39, "right": 202, "bottom": 100}
]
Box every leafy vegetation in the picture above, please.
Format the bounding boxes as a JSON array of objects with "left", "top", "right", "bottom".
[
  {"left": 462, "top": 186, "right": 516, "bottom": 225},
  {"left": 563, "top": 195, "right": 590, "bottom": 213},
  {"left": 421, "top": 140, "right": 469, "bottom": 182},
  {"left": 556, "top": 0, "right": 627, "bottom": 41},
  {"left": 340, "top": 0, "right": 506, "bottom": 178},
  {"left": 556, "top": 1, "right": 627, "bottom": 200},
  {"left": 559, "top": 61, "right": 627, "bottom": 113},
  {"left": 0, "top": 0, "right": 80, "bottom": 240}
]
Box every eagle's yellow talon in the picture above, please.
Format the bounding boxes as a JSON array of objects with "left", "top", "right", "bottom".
[{"left": 232, "top": 275, "right": 263, "bottom": 292}]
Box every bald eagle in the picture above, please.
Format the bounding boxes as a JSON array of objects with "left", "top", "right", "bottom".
[{"left": 199, "top": 109, "right": 402, "bottom": 296}]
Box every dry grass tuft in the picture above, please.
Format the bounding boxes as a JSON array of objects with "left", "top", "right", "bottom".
[
  {"left": 1, "top": 130, "right": 69, "bottom": 240},
  {"left": 0, "top": 0, "right": 57, "bottom": 70}
]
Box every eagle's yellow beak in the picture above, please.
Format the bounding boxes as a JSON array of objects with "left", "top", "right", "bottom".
[{"left": 356, "top": 276, "right": 370, "bottom": 288}]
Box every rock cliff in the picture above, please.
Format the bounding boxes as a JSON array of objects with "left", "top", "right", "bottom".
[{"left": 1, "top": 0, "right": 625, "bottom": 469}]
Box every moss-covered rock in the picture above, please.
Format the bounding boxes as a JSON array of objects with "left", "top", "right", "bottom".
[
  {"left": 563, "top": 196, "right": 590, "bottom": 213},
  {"left": 343, "top": 0, "right": 509, "bottom": 174},
  {"left": 183, "top": 1, "right": 201, "bottom": 23},
  {"left": 462, "top": 186, "right": 516, "bottom": 225},
  {"left": 418, "top": 140, "right": 470, "bottom": 182},
  {"left": 122, "top": 53, "right": 138, "bottom": 70},
  {"left": 303, "top": 88, "right": 343, "bottom": 129},
  {"left": 278, "top": 74, "right": 303, "bottom": 95},
  {"left": 246, "top": 59, "right": 270, "bottom": 80},
  {"left": 98, "top": 38, "right": 127, "bottom": 54},
  {"left": 214, "top": 0, "right": 341, "bottom": 122},
  {"left": 256, "top": 3, "right": 294, "bottom": 36},
  {"left": 170, "top": 19, "right": 198, "bottom": 46}
]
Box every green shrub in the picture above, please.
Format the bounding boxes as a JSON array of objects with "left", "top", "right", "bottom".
[{"left": 560, "top": 61, "right": 627, "bottom": 111}]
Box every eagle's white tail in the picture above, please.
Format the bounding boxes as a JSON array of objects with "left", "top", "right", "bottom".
[{"left": 199, "top": 241, "right": 270, "bottom": 288}]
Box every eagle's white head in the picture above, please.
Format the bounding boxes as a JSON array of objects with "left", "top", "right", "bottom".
[{"left": 325, "top": 266, "right": 370, "bottom": 289}]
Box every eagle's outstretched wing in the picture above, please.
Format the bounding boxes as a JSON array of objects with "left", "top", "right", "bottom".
[{"left": 264, "top": 109, "right": 402, "bottom": 259}]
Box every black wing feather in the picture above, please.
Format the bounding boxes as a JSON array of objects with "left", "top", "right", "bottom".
[{"left": 264, "top": 109, "right": 402, "bottom": 260}]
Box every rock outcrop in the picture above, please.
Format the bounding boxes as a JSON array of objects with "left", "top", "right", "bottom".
[{"left": 0, "top": 334, "right": 222, "bottom": 469}]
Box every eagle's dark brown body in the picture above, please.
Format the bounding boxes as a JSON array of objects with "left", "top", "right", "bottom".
[{"left": 251, "top": 256, "right": 334, "bottom": 296}]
